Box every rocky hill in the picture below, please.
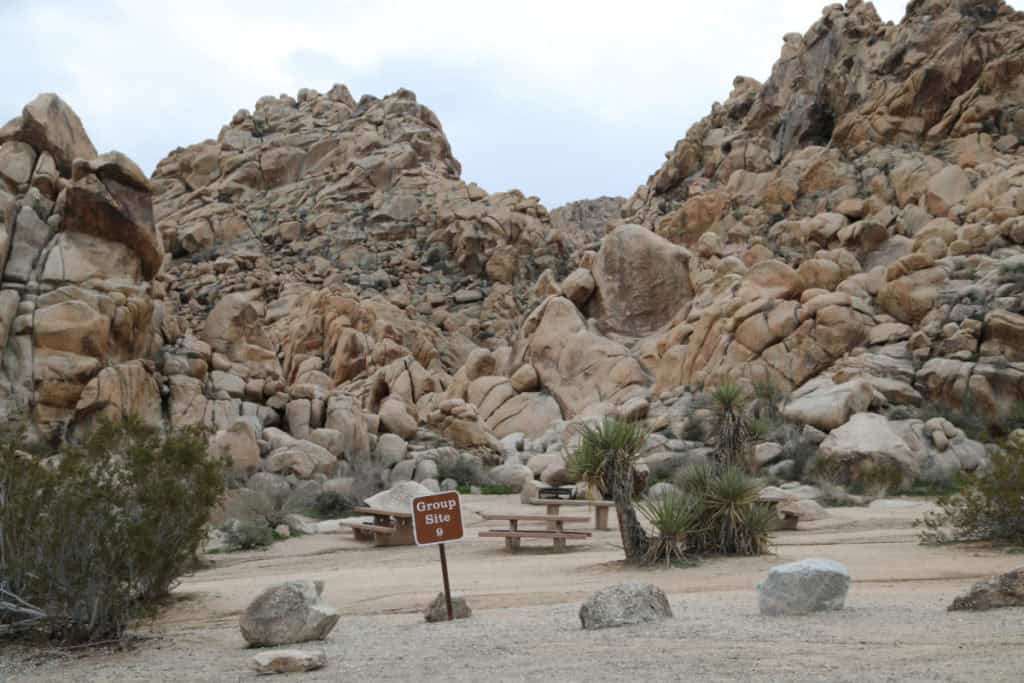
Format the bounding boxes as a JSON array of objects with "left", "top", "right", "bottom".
[{"left": 1, "top": 0, "right": 1022, "bottom": 498}]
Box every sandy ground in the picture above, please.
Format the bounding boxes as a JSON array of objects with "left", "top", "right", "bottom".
[{"left": 3, "top": 495, "right": 1024, "bottom": 682}]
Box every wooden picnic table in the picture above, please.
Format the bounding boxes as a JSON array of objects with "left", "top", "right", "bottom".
[
  {"left": 478, "top": 512, "right": 591, "bottom": 552},
  {"left": 343, "top": 507, "right": 414, "bottom": 546},
  {"left": 528, "top": 498, "right": 616, "bottom": 531}
]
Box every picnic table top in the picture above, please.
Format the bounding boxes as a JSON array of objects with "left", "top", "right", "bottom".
[
  {"left": 352, "top": 507, "right": 413, "bottom": 518},
  {"left": 529, "top": 498, "right": 615, "bottom": 507},
  {"left": 480, "top": 529, "right": 592, "bottom": 539},
  {"left": 480, "top": 512, "right": 590, "bottom": 523}
]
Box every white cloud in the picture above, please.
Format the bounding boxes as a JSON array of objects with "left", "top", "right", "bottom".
[{"left": 0, "top": 0, "right": 997, "bottom": 206}]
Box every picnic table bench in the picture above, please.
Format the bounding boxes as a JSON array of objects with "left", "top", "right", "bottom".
[
  {"left": 529, "top": 498, "right": 616, "bottom": 531},
  {"left": 478, "top": 513, "right": 591, "bottom": 552},
  {"left": 342, "top": 507, "right": 414, "bottom": 546}
]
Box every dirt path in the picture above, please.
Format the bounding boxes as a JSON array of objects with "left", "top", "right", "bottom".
[{"left": 4, "top": 496, "right": 1023, "bottom": 682}]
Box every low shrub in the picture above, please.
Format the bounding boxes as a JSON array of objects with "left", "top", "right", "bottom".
[
  {"left": 918, "top": 442, "right": 1024, "bottom": 545},
  {"left": 637, "top": 490, "right": 703, "bottom": 566},
  {"left": 0, "top": 419, "right": 225, "bottom": 643},
  {"left": 221, "top": 519, "right": 275, "bottom": 551},
  {"left": 311, "top": 491, "right": 360, "bottom": 519},
  {"left": 436, "top": 456, "right": 486, "bottom": 487},
  {"left": 660, "top": 463, "right": 774, "bottom": 558},
  {"left": 709, "top": 381, "right": 753, "bottom": 471},
  {"left": 456, "top": 484, "right": 516, "bottom": 495}
]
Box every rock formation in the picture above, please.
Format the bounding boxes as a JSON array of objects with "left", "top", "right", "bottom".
[
  {"left": 0, "top": 94, "right": 164, "bottom": 437},
  {"left": 4, "top": 0, "right": 1023, "bottom": 499}
]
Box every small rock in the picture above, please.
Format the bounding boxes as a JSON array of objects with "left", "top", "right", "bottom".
[
  {"left": 240, "top": 581, "right": 339, "bottom": 647},
  {"left": 579, "top": 583, "right": 673, "bottom": 630},
  {"left": 949, "top": 567, "right": 1024, "bottom": 611},
  {"left": 249, "top": 649, "right": 326, "bottom": 675},
  {"left": 424, "top": 592, "right": 473, "bottom": 622},
  {"left": 758, "top": 559, "right": 850, "bottom": 616}
]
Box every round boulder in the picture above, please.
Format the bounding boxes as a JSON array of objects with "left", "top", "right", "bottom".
[
  {"left": 757, "top": 559, "right": 850, "bottom": 616},
  {"left": 579, "top": 582, "right": 673, "bottom": 630}
]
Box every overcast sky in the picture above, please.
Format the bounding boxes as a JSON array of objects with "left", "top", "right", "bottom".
[{"left": 0, "top": 1, "right": 947, "bottom": 207}]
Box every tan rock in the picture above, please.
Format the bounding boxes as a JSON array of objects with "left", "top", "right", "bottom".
[
  {"left": 588, "top": 224, "right": 692, "bottom": 334},
  {"left": 561, "top": 268, "right": 596, "bottom": 307},
  {"left": 0, "top": 93, "right": 97, "bottom": 174},
  {"left": 924, "top": 165, "right": 971, "bottom": 216},
  {"left": 524, "top": 297, "right": 648, "bottom": 418},
  {"left": 73, "top": 361, "right": 162, "bottom": 432},
  {"left": 510, "top": 363, "right": 539, "bottom": 392}
]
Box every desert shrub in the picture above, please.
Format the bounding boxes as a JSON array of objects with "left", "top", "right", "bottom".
[
  {"left": 808, "top": 454, "right": 903, "bottom": 498},
  {"left": 0, "top": 419, "right": 226, "bottom": 643},
  {"left": 1008, "top": 401, "right": 1024, "bottom": 433},
  {"left": 709, "top": 380, "right": 753, "bottom": 471},
  {"left": 456, "top": 484, "right": 516, "bottom": 495},
  {"left": 682, "top": 416, "right": 706, "bottom": 443},
  {"left": 637, "top": 491, "right": 703, "bottom": 567},
  {"left": 776, "top": 423, "right": 816, "bottom": 481},
  {"left": 751, "top": 376, "right": 786, "bottom": 421},
  {"left": 917, "top": 395, "right": 991, "bottom": 442},
  {"left": 311, "top": 491, "right": 360, "bottom": 519},
  {"left": 674, "top": 463, "right": 773, "bottom": 556},
  {"left": 221, "top": 519, "right": 275, "bottom": 551},
  {"left": 918, "top": 442, "right": 1024, "bottom": 545},
  {"left": 231, "top": 479, "right": 320, "bottom": 528},
  {"left": 437, "top": 456, "right": 486, "bottom": 486}
]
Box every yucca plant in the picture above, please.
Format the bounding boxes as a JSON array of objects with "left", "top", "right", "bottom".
[
  {"left": 710, "top": 380, "right": 753, "bottom": 471},
  {"left": 676, "top": 463, "right": 772, "bottom": 557},
  {"left": 703, "top": 465, "right": 773, "bottom": 555},
  {"left": 637, "top": 491, "right": 703, "bottom": 567},
  {"left": 568, "top": 418, "right": 650, "bottom": 562},
  {"left": 751, "top": 376, "right": 786, "bottom": 421}
]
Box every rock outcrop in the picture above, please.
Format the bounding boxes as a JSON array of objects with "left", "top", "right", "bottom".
[{"left": 0, "top": 94, "right": 163, "bottom": 436}]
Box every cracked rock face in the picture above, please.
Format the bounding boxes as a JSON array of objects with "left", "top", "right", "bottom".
[
  {"left": 4, "top": 1, "right": 1024, "bottom": 498},
  {"left": 0, "top": 94, "right": 162, "bottom": 436}
]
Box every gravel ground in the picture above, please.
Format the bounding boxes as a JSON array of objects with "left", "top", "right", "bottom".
[
  {"left": 3, "top": 496, "right": 1023, "bottom": 682},
  {"left": 4, "top": 586, "right": 1024, "bottom": 682}
]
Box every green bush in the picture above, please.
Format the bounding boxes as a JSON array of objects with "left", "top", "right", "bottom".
[
  {"left": 311, "top": 491, "right": 360, "bottom": 519},
  {"left": 709, "top": 380, "right": 753, "bottom": 471},
  {"left": 221, "top": 519, "right": 275, "bottom": 551},
  {"left": 918, "top": 442, "right": 1024, "bottom": 545},
  {"left": 675, "top": 463, "right": 773, "bottom": 556},
  {"left": 436, "top": 456, "right": 486, "bottom": 487},
  {"left": 0, "top": 419, "right": 225, "bottom": 643},
  {"left": 637, "top": 490, "right": 703, "bottom": 566},
  {"left": 455, "top": 484, "right": 516, "bottom": 495}
]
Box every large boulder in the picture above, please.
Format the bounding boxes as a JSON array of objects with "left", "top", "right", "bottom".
[
  {"left": 62, "top": 153, "right": 163, "bottom": 279},
  {"left": 579, "top": 583, "right": 673, "bottom": 630},
  {"left": 522, "top": 297, "right": 648, "bottom": 418},
  {"left": 210, "top": 419, "right": 262, "bottom": 477},
  {"left": 587, "top": 224, "right": 692, "bottom": 334},
  {"left": 818, "top": 413, "right": 919, "bottom": 487},
  {"left": 758, "top": 559, "right": 850, "bottom": 616},
  {"left": 782, "top": 377, "right": 876, "bottom": 432},
  {"left": 0, "top": 93, "right": 96, "bottom": 175},
  {"left": 949, "top": 568, "right": 1024, "bottom": 612},
  {"left": 238, "top": 580, "right": 340, "bottom": 647}
]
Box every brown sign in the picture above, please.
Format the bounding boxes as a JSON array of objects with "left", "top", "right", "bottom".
[{"left": 411, "top": 491, "right": 464, "bottom": 546}]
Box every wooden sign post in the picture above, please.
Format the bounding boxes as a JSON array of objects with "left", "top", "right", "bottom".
[{"left": 411, "top": 491, "right": 465, "bottom": 621}]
